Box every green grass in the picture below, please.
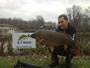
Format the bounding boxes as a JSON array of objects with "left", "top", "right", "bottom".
[{"left": 0, "top": 56, "right": 90, "bottom": 68}]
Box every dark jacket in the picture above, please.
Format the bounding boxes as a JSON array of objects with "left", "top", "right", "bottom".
[
  {"left": 56, "top": 23, "right": 76, "bottom": 40},
  {"left": 50, "top": 24, "right": 77, "bottom": 68}
]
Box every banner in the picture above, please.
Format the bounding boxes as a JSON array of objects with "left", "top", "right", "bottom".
[{"left": 12, "top": 33, "right": 36, "bottom": 49}]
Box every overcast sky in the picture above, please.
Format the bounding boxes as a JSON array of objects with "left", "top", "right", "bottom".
[{"left": 0, "top": 0, "right": 90, "bottom": 22}]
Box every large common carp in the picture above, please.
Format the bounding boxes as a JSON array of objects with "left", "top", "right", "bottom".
[{"left": 31, "top": 30, "right": 80, "bottom": 55}]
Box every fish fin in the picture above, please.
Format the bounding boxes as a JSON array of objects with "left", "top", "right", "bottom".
[
  {"left": 48, "top": 46, "right": 54, "bottom": 52},
  {"left": 39, "top": 39, "right": 45, "bottom": 45}
]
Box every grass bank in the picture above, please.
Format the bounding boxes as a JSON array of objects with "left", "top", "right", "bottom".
[{"left": 0, "top": 56, "right": 90, "bottom": 68}]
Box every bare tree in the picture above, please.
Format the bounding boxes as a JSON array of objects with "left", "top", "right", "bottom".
[{"left": 66, "top": 5, "right": 83, "bottom": 31}]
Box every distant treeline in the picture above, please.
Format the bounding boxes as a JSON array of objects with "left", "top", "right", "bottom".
[
  {"left": 0, "top": 16, "right": 56, "bottom": 31},
  {"left": 0, "top": 16, "right": 45, "bottom": 30}
]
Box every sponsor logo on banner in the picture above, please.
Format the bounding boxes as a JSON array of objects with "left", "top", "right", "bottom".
[{"left": 12, "top": 33, "right": 36, "bottom": 49}]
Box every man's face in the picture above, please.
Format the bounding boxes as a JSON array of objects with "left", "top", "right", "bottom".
[{"left": 58, "top": 17, "right": 68, "bottom": 29}]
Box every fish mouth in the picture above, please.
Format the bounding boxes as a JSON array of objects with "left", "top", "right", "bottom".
[{"left": 30, "top": 33, "right": 36, "bottom": 38}]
